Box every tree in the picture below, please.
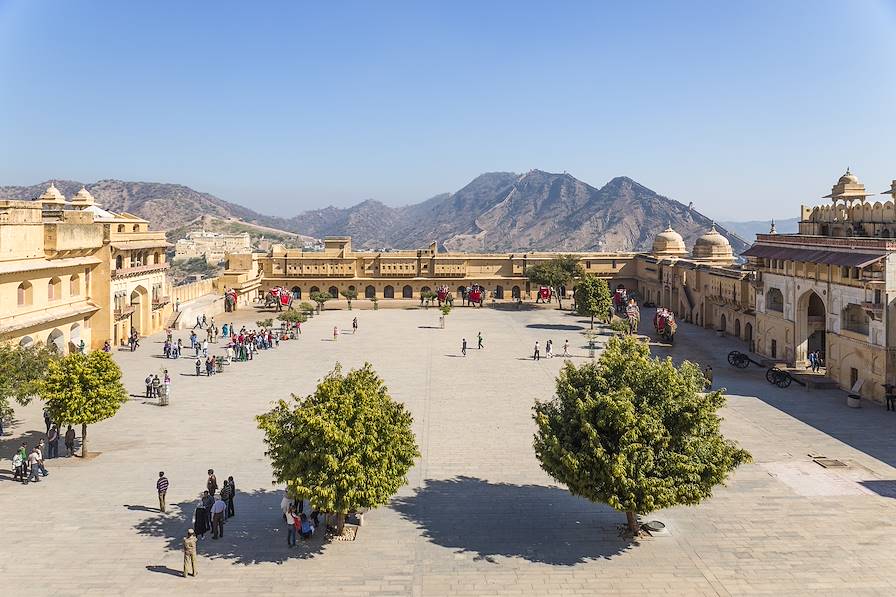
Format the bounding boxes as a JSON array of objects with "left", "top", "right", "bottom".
[
  {"left": 340, "top": 288, "right": 358, "bottom": 310},
  {"left": 298, "top": 301, "right": 316, "bottom": 316},
  {"left": 310, "top": 292, "right": 332, "bottom": 313},
  {"left": 526, "top": 256, "right": 582, "bottom": 309},
  {"left": 39, "top": 351, "right": 128, "bottom": 457},
  {"left": 533, "top": 335, "right": 750, "bottom": 534},
  {"left": 574, "top": 275, "right": 613, "bottom": 328},
  {"left": 277, "top": 310, "right": 307, "bottom": 326},
  {"left": 256, "top": 318, "right": 274, "bottom": 328},
  {"left": 0, "top": 342, "right": 57, "bottom": 424},
  {"left": 439, "top": 304, "right": 451, "bottom": 328},
  {"left": 257, "top": 363, "right": 419, "bottom": 535}
]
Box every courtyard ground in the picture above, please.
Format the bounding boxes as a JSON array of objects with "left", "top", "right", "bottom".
[{"left": 1, "top": 305, "right": 896, "bottom": 596}]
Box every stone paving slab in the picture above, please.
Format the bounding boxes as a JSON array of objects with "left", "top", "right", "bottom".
[{"left": 1, "top": 306, "right": 896, "bottom": 595}]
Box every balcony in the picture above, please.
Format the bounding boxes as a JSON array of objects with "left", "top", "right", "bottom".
[
  {"left": 152, "top": 295, "right": 171, "bottom": 309},
  {"left": 112, "top": 263, "right": 170, "bottom": 278},
  {"left": 861, "top": 301, "right": 884, "bottom": 319},
  {"left": 861, "top": 270, "right": 885, "bottom": 284},
  {"left": 114, "top": 305, "right": 135, "bottom": 320}
]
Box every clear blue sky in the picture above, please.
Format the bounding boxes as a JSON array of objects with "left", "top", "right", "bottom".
[{"left": 1, "top": 0, "right": 894, "bottom": 220}]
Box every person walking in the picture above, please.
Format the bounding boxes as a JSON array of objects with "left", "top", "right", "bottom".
[
  {"left": 286, "top": 504, "right": 298, "bottom": 548},
  {"left": 182, "top": 529, "right": 197, "bottom": 578},
  {"left": 64, "top": 425, "right": 76, "bottom": 456},
  {"left": 195, "top": 358, "right": 202, "bottom": 376},
  {"left": 156, "top": 471, "right": 169, "bottom": 512},
  {"left": 462, "top": 338, "right": 467, "bottom": 356},
  {"left": 12, "top": 451, "right": 25, "bottom": 483},
  {"left": 226, "top": 476, "right": 236, "bottom": 518},
  {"left": 333, "top": 326, "right": 338, "bottom": 341},
  {"left": 352, "top": 317, "right": 358, "bottom": 334},
  {"left": 477, "top": 332, "right": 483, "bottom": 350},
  {"left": 211, "top": 494, "right": 226, "bottom": 539},
  {"left": 47, "top": 424, "right": 59, "bottom": 459},
  {"left": 207, "top": 469, "right": 218, "bottom": 495},
  {"left": 545, "top": 339, "right": 553, "bottom": 359},
  {"left": 27, "top": 448, "right": 41, "bottom": 483},
  {"left": 35, "top": 441, "right": 48, "bottom": 476},
  {"left": 533, "top": 341, "right": 540, "bottom": 361},
  {"left": 562, "top": 339, "right": 569, "bottom": 357},
  {"left": 145, "top": 374, "right": 153, "bottom": 398}
]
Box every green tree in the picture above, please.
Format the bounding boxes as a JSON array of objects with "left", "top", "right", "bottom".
[
  {"left": 340, "top": 288, "right": 358, "bottom": 310},
  {"left": 39, "top": 351, "right": 128, "bottom": 457},
  {"left": 277, "top": 310, "right": 307, "bottom": 326},
  {"left": 256, "top": 318, "right": 274, "bottom": 328},
  {"left": 0, "top": 342, "right": 57, "bottom": 423},
  {"left": 310, "top": 292, "right": 332, "bottom": 313},
  {"left": 533, "top": 335, "right": 750, "bottom": 534},
  {"left": 574, "top": 275, "right": 613, "bottom": 328},
  {"left": 526, "top": 256, "right": 581, "bottom": 309},
  {"left": 439, "top": 304, "right": 451, "bottom": 328},
  {"left": 298, "top": 301, "right": 316, "bottom": 315},
  {"left": 257, "top": 363, "right": 419, "bottom": 535}
]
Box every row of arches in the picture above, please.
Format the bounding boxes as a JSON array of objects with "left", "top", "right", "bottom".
[
  {"left": 17, "top": 274, "right": 81, "bottom": 307},
  {"left": 287, "top": 284, "right": 525, "bottom": 300},
  {"left": 114, "top": 251, "right": 162, "bottom": 270},
  {"left": 18, "top": 322, "right": 82, "bottom": 354}
]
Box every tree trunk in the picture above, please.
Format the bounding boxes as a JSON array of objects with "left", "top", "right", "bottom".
[
  {"left": 335, "top": 511, "right": 346, "bottom": 536},
  {"left": 590, "top": 314, "right": 594, "bottom": 329},
  {"left": 80, "top": 422, "right": 88, "bottom": 457},
  {"left": 625, "top": 511, "right": 639, "bottom": 534},
  {"left": 556, "top": 289, "right": 563, "bottom": 310}
]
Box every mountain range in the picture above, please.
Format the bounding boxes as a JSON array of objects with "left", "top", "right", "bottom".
[{"left": 0, "top": 170, "right": 749, "bottom": 255}]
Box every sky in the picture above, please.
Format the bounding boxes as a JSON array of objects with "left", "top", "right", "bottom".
[{"left": 1, "top": 1, "right": 895, "bottom": 221}]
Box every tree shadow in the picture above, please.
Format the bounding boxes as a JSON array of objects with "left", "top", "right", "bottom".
[
  {"left": 391, "top": 476, "right": 634, "bottom": 566},
  {"left": 526, "top": 324, "right": 585, "bottom": 331},
  {"left": 133, "top": 489, "right": 327, "bottom": 565}
]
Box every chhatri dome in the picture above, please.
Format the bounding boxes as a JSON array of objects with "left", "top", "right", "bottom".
[
  {"left": 38, "top": 183, "right": 67, "bottom": 205},
  {"left": 691, "top": 224, "right": 733, "bottom": 262},
  {"left": 71, "top": 186, "right": 95, "bottom": 206},
  {"left": 652, "top": 226, "right": 687, "bottom": 257}
]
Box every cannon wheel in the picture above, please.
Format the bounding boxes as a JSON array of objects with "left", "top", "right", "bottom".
[
  {"left": 776, "top": 374, "right": 792, "bottom": 388},
  {"left": 766, "top": 368, "right": 778, "bottom": 384},
  {"left": 734, "top": 355, "right": 749, "bottom": 369},
  {"left": 727, "top": 351, "right": 741, "bottom": 366}
]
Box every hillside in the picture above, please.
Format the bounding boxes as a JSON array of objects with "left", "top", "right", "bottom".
[
  {"left": 1, "top": 171, "right": 748, "bottom": 254},
  {"left": 719, "top": 217, "right": 799, "bottom": 242}
]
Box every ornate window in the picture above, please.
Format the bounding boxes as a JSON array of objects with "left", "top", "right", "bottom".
[{"left": 765, "top": 288, "right": 784, "bottom": 312}]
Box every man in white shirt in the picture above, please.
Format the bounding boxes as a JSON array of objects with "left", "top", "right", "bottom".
[{"left": 211, "top": 495, "right": 227, "bottom": 539}]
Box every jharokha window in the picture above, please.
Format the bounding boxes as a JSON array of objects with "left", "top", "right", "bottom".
[
  {"left": 48, "top": 277, "right": 62, "bottom": 301},
  {"left": 17, "top": 281, "right": 32, "bottom": 306}
]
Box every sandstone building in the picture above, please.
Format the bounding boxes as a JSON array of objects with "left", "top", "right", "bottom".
[{"left": 174, "top": 230, "right": 251, "bottom": 264}]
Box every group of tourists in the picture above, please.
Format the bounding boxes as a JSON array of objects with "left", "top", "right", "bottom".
[
  {"left": 532, "top": 338, "right": 570, "bottom": 360},
  {"left": 653, "top": 307, "right": 676, "bottom": 340},
  {"left": 460, "top": 331, "right": 485, "bottom": 356},
  {"left": 11, "top": 410, "right": 77, "bottom": 485},
  {"left": 280, "top": 495, "right": 319, "bottom": 548},
  {"left": 171, "top": 468, "right": 237, "bottom": 578},
  {"left": 144, "top": 370, "right": 172, "bottom": 398},
  {"left": 807, "top": 350, "right": 824, "bottom": 372}
]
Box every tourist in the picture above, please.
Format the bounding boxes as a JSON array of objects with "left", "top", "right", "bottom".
[
  {"left": 190, "top": 331, "right": 197, "bottom": 349},
  {"left": 286, "top": 504, "right": 298, "bottom": 547},
  {"left": 182, "top": 529, "right": 197, "bottom": 578},
  {"left": 211, "top": 494, "right": 226, "bottom": 539},
  {"left": 17, "top": 443, "right": 28, "bottom": 477},
  {"left": 220, "top": 480, "right": 233, "bottom": 519},
  {"left": 222, "top": 323, "right": 229, "bottom": 338},
  {"left": 193, "top": 316, "right": 201, "bottom": 330},
  {"left": 281, "top": 494, "right": 291, "bottom": 521},
  {"left": 207, "top": 469, "right": 218, "bottom": 495},
  {"left": 157, "top": 471, "right": 169, "bottom": 513},
  {"left": 807, "top": 351, "right": 816, "bottom": 371},
  {"left": 545, "top": 339, "right": 553, "bottom": 359},
  {"left": 200, "top": 490, "right": 214, "bottom": 531},
  {"left": 333, "top": 326, "right": 338, "bottom": 341},
  {"left": 202, "top": 314, "right": 207, "bottom": 328},
  {"left": 102, "top": 340, "right": 111, "bottom": 353},
  {"left": 205, "top": 356, "right": 214, "bottom": 376},
  {"left": 226, "top": 476, "right": 236, "bottom": 517},
  {"left": 462, "top": 338, "right": 467, "bottom": 356},
  {"left": 533, "top": 341, "right": 540, "bottom": 361},
  {"left": 12, "top": 451, "right": 25, "bottom": 483},
  {"left": 202, "top": 339, "right": 208, "bottom": 357},
  {"left": 151, "top": 375, "right": 161, "bottom": 398},
  {"left": 64, "top": 425, "right": 76, "bottom": 456},
  {"left": 562, "top": 339, "right": 569, "bottom": 357},
  {"left": 174, "top": 298, "right": 180, "bottom": 312},
  {"left": 47, "top": 424, "right": 59, "bottom": 458},
  {"left": 35, "top": 441, "right": 48, "bottom": 476},
  {"left": 299, "top": 513, "right": 315, "bottom": 540},
  {"left": 27, "top": 447, "right": 41, "bottom": 483},
  {"left": 194, "top": 498, "right": 210, "bottom": 539},
  {"left": 352, "top": 317, "right": 358, "bottom": 334},
  {"left": 703, "top": 366, "right": 713, "bottom": 390},
  {"left": 195, "top": 358, "right": 202, "bottom": 376},
  {"left": 478, "top": 331, "right": 483, "bottom": 349}
]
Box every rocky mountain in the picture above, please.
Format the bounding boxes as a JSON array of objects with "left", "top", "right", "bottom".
[{"left": 1, "top": 171, "right": 748, "bottom": 255}]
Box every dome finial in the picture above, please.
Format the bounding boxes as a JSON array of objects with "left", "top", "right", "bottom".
[{"left": 769, "top": 219, "right": 777, "bottom": 234}]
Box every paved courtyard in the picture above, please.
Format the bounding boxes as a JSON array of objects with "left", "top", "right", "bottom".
[{"left": 2, "top": 304, "right": 896, "bottom": 596}]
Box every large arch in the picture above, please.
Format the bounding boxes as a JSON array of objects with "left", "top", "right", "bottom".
[
  {"left": 328, "top": 286, "right": 339, "bottom": 299},
  {"left": 796, "top": 290, "right": 826, "bottom": 365},
  {"left": 734, "top": 318, "right": 741, "bottom": 338},
  {"left": 130, "top": 285, "right": 150, "bottom": 336},
  {"left": 364, "top": 285, "right": 376, "bottom": 299},
  {"left": 495, "top": 285, "right": 504, "bottom": 299},
  {"left": 69, "top": 323, "right": 82, "bottom": 353},
  {"left": 720, "top": 314, "right": 727, "bottom": 333},
  {"left": 384, "top": 285, "right": 394, "bottom": 299},
  {"left": 512, "top": 285, "right": 521, "bottom": 299},
  {"left": 291, "top": 286, "right": 302, "bottom": 299},
  {"left": 310, "top": 286, "right": 320, "bottom": 295},
  {"left": 47, "top": 329, "right": 65, "bottom": 354},
  {"left": 402, "top": 285, "right": 413, "bottom": 299},
  {"left": 744, "top": 322, "right": 754, "bottom": 351}
]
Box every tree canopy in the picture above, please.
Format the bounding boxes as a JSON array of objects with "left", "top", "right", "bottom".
[
  {"left": 533, "top": 335, "right": 750, "bottom": 533},
  {"left": 277, "top": 310, "right": 307, "bottom": 325},
  {"left": 0, "top": 342, "right": 57, "bottom": 422},
  {"left": 39, "top": 351, "right": 128, "bottom": 457},
  {"left": 257, "top": 363, "right": 419, "bottom": 534},
  {"left": 310, "top": 292, "right": 332, "bottom": 311},
  {"left": 340, "top": 288, "right": 358, "bottom": 309},
  {"left": 525, "top": 256, "right": 582, "bottom": 309},
  {"left": 574, "top": 275, "right": 613, "bottom": 328}
]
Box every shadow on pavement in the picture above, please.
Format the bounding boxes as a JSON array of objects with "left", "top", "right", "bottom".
[
  {"left": 526, "top": 324, "right": 585, "bottom": 331},
  {"left": 391, "top": 476, "right": 634, "bottom": 566},
  {"left": 145, "top": 565, "right": 183, "bottom": 577},
  {"left": 134, "top": 489, "right": 327, "bottom": 565}
]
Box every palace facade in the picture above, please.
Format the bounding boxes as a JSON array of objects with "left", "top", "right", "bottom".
[{"left": 0, "top": 185, "right": 172, "bottom": 352}]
